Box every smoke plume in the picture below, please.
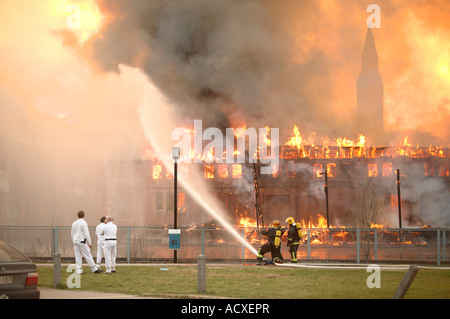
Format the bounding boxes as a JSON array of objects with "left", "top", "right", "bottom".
[{"left": 85, "top": 0, "right": 450, "bottom": 143}]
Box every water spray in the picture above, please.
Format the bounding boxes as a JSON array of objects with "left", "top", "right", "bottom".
[{"left": 136, "top": 69, "right": 258, "bottom": 256}]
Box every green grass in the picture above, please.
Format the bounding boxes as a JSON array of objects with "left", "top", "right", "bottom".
[{"left": 37, "top": 264, "right": 450, "bottom": 299}]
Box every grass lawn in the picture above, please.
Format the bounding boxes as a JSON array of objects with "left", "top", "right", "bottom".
[{"left": 37, "top": 264, "right": 450, "bottom": 299}]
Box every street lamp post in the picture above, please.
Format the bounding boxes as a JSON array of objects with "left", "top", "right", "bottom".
[
  {"left": 172, "top": 147, "right": 180, "bottom": 263},
  {"left": 396, "top": 169, "right": 402, "bottom": 229}
]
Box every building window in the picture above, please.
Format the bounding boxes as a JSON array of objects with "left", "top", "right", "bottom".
[
  {"left": 156, "top": 191, "right": 163, "bottom": 214},
  {"left": 152, "top": 164, "right": 162, "bottom": 180},
  {"left": 178, "top": 192, "right": 186, "bottom": 214},
  {"left": 382, "top": 163, "right": 392, "bottom": 177},
  {"left": 166, "top": 192, "right": 186, "bottom": 214},
  {"left": 231, "top": 164, "right": 242, "bottom": 178},
  {"left": 439, "top": 163, "right": 449, "bottom": 177},
  {"left": 424, "top": 163, "right": 434, "bottom": 176},
  {"left": 313, "top": 163, "right": 323, "bottom": 178},
  {"left": 204, "top": 165, "right": 214, "bottom": 179},
  {"left": 327, "top": 163, "right": 337, "bottom": 177},
  {"left": 218, "top": 165, "right": 229, "bottom": 179},
  {"left": 368, "top": 163, "right": 378, "bottom": 177},
  {"left": 167, "top": 191, "right": 173, "bottom": 213}
]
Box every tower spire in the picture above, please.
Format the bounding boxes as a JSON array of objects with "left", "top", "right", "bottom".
[
  {"left": 356, "top": 28, "right": 385, "bottom": 144},
  {"left": 361, "top": 28, "right": 379, "bottom": 72}
]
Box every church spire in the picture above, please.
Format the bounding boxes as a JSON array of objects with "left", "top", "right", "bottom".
[
  {"left": 361, "top": 28, "right": 379, "bottom": 72},
  {"left": 356, "top": 28, "right": 385, "bottom": 144}
]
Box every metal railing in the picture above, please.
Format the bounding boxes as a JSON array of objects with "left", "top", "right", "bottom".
[{"left": 0, "top": 226, "right": 448, "bottom": 265}]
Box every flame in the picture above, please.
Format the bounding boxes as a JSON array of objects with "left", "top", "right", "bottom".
[
  {"left": 282, "top": 123, "right": 448, "bottom": 160},
  {"left": 239, "top": 216, "right": 258, "bottom": 228},
  {"left": 149, "top": 122, "right": 448, "bottom": 181},
  {"left": 231, "top": 164, "right": 242, "bottom": 178},
  {"left": 152, "top": 122, "right": 448, "bottom": 166},
  {"left": 286, "top": 124, "right": 303, "bottom": 149},
  {"left": 204, "top": 164, "right": 214, "bottom": 179},
  {"left": 152, "top": 164, "right": 162, "bottom": 180}
]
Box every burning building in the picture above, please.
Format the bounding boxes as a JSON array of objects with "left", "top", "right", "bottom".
[
  {"left": 136, "top": 27, "right": 449, "bottom": 230},
  {"left": 143, "top": 130, "right": 450, "bottom": 230}
]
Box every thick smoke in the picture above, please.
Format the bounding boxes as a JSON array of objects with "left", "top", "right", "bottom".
[
  {"left": 86, "top": 0, "right": 450, "bottom": 142},
  {"left": 398, "top": 161, "right": 450, "bottom": 227},
  {"left": 87, "top": 0, "right": 337, "bottom": 136}
]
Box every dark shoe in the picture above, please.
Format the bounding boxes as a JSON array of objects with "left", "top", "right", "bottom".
[{"left": 94, "top": 268, "right": 103, "bottom": 274}]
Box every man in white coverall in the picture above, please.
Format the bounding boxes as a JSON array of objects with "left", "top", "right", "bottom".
[
  {"left": 71, "top": 211, "right": 103, "bottom": 274},
  {"left": 102, "top": 215, "right": 117, "bottom": 274},
  {"left": 95, "top": 216, "right": 106, "bottom": 266}
]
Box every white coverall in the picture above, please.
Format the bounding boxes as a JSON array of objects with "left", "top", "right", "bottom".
[
  {"left": 71, "top": 218, "right": 100, "bottom": 274},
  {"left": 102, "top": 221, "right": 117, "bottom": 273}
]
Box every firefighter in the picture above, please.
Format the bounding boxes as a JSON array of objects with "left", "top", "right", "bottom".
[
  {"left": 285, "top": 217, "right": 303, "bottom": 263},
  {"left": 256, "top": 220, "right": 285, "bottom": 265}
]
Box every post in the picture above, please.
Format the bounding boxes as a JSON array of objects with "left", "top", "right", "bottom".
[
  {"left": 197, "top": 254, "right": 206, "bottom": 293},
  {"left": 437, "top": 228, "right": 440, "bottom": 267},
  {"left": 396, "top": 169, "right": 402, "bottom": 229},
  {"left": 52, "top": 226, "right": 59, "bottom": 254},
  {"left": 392, "top": 265, "right": 419, "bottom": 299},
  {"left": 307, "top": 229, "right": 311, "bottom": 260},
  {"left": 356, "top": 228, "right": 360, "bottom": 264},
  {"left": 174, "top": 160, "right": 178, "bottom": 263},
  {"left": 321, "top": 170, "right": 330, "bottom": 228},
  {"left": 201, "top": 227, "right": 205, "bottom": 256},
  {"left": 53, "top": 252, "right": 61, "bottom": 288},
  {"left": 127, "top": 227, "right": 130, "bottom": 264},
  {"left": 374, "top": 229, "right": 378, "bottom": 260},
  {"left": 443, "top": 230, "right": 446, "bottom": 261},
  {"left": 172, "top": 147, "right": 180, "bottom": 264}
]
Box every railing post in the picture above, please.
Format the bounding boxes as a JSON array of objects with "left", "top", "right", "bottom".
[
  {"left": 127, "top": 227, "right": 130, "bottom": 264},
  {"left": 443, "top": 230, "right": 446, "bottom": 261},
  {"left": 374, "top": 229, "right": 378, "bottom": 260},
  {"left": 197, "top": 254, "right": 206, "bottom": 293},
  {"left": 356, "top": 228, "right": 360, "bottom": 264},
  {"left": 52, "top": 226, "right": 59, "bottom": 254},
  {"left": 201, "top": 227, "right": 205, "bottom": 256},
  {"left": 437, "top": 228, "right": 440, "bottom": 266},
  {"left": 53, "top": 252, "right": 61, "bottom": 288},
  {"left": 307, "top": 229, "right": 311, "bottom": 260}
]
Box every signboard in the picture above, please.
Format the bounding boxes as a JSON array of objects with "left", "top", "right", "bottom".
[{"left": 168, "top": 229, "right": 181, "bottom": 250}]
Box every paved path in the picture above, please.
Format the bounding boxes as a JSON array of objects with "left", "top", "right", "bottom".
[{"left": 39, "top": 287, "right": 158, "bottom": 299}]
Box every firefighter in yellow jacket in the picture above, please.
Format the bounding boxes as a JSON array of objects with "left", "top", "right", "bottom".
[
  {"left": 256, "top": 220, "right": 284, "bottom": 265},
  {"left": 286, "top": 217, "right": 303, "bottom": 263}
]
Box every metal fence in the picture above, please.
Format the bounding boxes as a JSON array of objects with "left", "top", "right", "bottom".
[{"left": 0, "top": 226, "right": 448, "bottom": 265}]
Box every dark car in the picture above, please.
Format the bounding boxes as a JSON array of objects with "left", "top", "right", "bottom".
[{"left": 0, "top": 240, "right": 40, "bottom": 299}]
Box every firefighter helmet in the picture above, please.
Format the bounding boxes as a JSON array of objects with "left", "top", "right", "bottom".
[
  {"left": 285, "top": 217, "right": 295, "bottom": 225},
  {"left": 272, "top": 220, "right": 281, "bottom": 228}
]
